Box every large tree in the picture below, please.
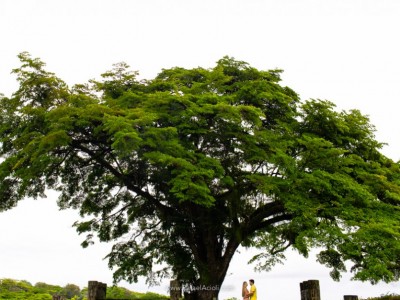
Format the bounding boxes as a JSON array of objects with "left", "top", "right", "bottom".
[{"left": 2, "top": 53, "right": 400, "bottom": 300}]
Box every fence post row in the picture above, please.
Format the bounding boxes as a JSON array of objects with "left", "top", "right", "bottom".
[{"left": 79, "top": 279, "right": 360, "bottom": 299}]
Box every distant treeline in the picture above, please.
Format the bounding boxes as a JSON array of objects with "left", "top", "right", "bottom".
[
  {"left": 0, "top": 278, "right": 169, "bottom": 300},
  {"left": 364, "top": 296, "right": 400, "bottom": 300}
]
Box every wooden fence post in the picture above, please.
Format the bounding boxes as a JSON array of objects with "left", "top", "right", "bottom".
[
  {"left": 300, "top": 280, "right": 321, "bottom": 300},
  {"left": 87, "top": 281, "right": 107, "bottom": 300},
  {"left": 344, "top": 296, "right": 358, "bottom": 300}
]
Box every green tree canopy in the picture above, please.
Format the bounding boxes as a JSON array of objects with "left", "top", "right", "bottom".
[
  {"left": 0, "top": 279, "right": 54, "bottom": 300},
  {"left": 1, "top": 53, "right": 400, "bottom": 300},
  {"left": 62, "top": 284, "right": 81, "bottom": 299}
]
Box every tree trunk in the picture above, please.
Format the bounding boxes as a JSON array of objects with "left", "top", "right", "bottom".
[
  {"left": 180, "top": 236, "right": 237, "bottom": 300},
  {"left": 184, "top": 285, "right": 219, "bottom": 300},
  {"left": 196, "top": 288, "right": 219, "bottom": 300},
  {"left": 184, "top": 254, "right": 235, "bottom": 299},
  {"left": 182, "top": 205, "right": 241, "bottom": 300},
  {"left": 170, "top": 280, "right": 181, "bottom": 300}
]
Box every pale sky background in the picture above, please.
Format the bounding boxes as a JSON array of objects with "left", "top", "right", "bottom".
[{"left": 1, "top": 0, "right": 400, "bottom": 299}]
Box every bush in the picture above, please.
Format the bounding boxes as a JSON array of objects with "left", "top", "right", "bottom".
[{"left": 363, "top": 294, "right": 400, "bottom": 300}]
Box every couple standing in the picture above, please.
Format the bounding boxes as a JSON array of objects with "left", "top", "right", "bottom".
[{"left": 242, "top": 279, "right": 257, "bottom": 300}]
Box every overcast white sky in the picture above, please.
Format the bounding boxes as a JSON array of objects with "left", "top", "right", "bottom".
[{"left": 1, "top": 0, "right": 400, "bottom": 299}]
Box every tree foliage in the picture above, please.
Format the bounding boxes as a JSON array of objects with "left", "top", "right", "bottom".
[
  {"left": 2, "top": 53, "right": 400, "bottom": 299},
  {"left": 0, "top": 279, "right": 57, "bottom": 300}
]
